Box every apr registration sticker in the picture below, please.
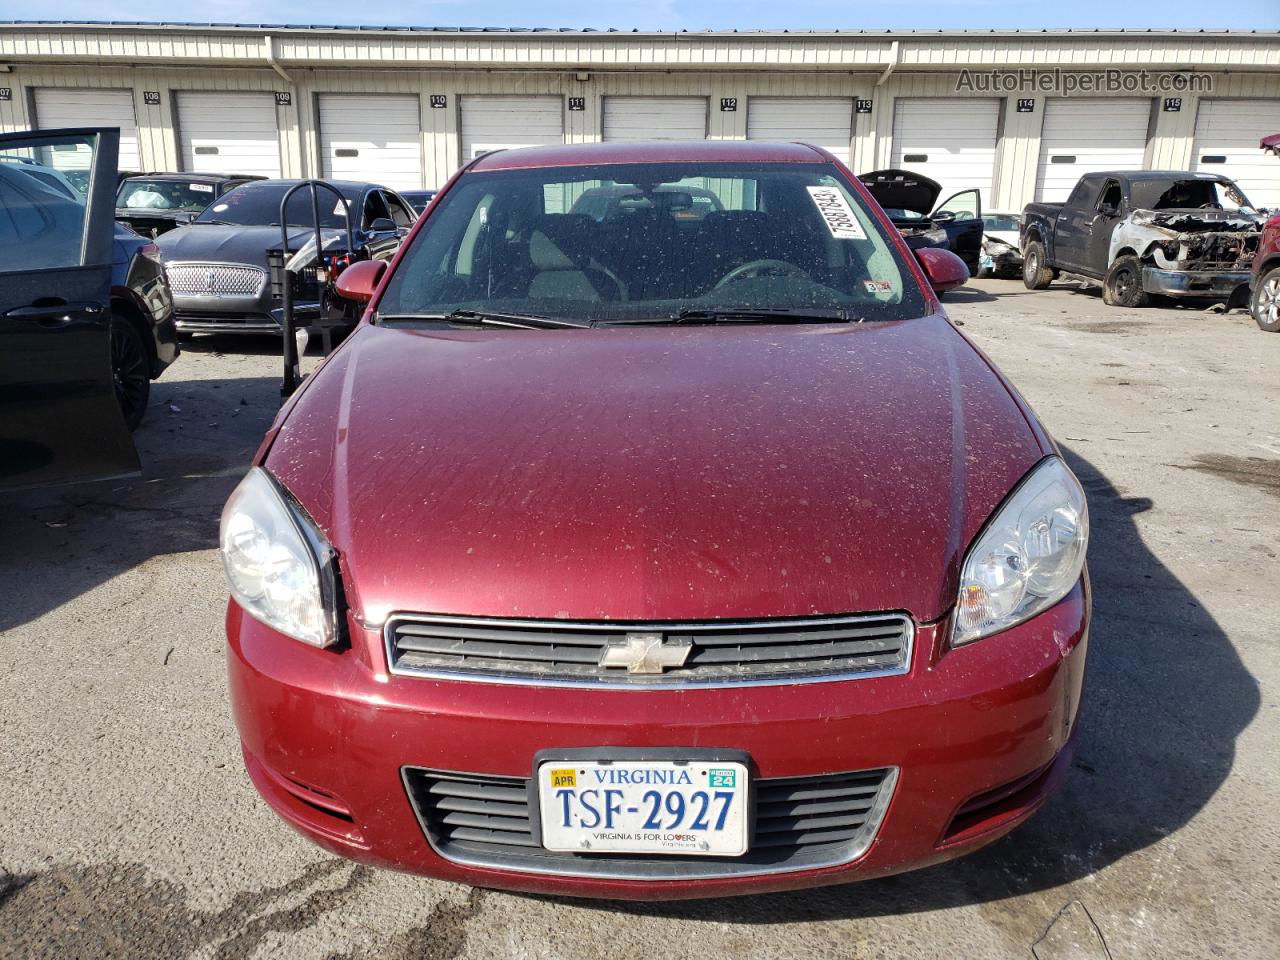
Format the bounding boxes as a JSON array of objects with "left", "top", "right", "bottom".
[{"left": 807, "top": 185, "right": 867, "bottom": 240}]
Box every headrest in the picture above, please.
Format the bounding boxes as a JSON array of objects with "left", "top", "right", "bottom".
[{"left": 528, "top": 214, "right": 594, "bottom": 270}]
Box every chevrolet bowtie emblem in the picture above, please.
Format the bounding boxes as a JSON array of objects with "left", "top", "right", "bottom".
[{"left": 598, "top": 633, "right": 692, "bottom": 674}]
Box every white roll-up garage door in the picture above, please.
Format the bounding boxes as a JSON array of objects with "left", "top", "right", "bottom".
[
  {"left": 602, "top": 97, "right": 707, "bottom": 142},
  {"left": 175, "top": 92, "right": 281, "bottom": 178},
  {"left": 460, "top": 96, "right": 564, "bottom": 161},
  {"left": 1191, "top": 99, "right": 1280, "bottom": 209},
  {"left": 33, "top": 88, "right": 140, "bottom": 171},
  {"left": 319, "top": 94, "right": 422, "bottom": 190},
  {"left": 1034, "top": 98, "right": 1152, "bottom": 202},
  {"left": 747, "top": 97, "right": 853, "bottom": 164},
  {"left": 891, "top": 98, "right": 1000, "bottom": 207}
]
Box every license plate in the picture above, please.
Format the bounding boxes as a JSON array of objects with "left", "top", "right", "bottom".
[{"left": 537, "top": 759, "right": 749, "bottom": 856}]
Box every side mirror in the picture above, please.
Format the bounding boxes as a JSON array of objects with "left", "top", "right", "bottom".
[
  {"left": 915, "top": 247, "right": 969, "bottom": 293},
  {"left": 369, "top": 217, "right": 397, "bottom": 233},
  {"left": 931, "top": 210, "right": 957, "bottom": 224},
  {"left": 335, "top": 259, "right": 386, "bottom": 303}
]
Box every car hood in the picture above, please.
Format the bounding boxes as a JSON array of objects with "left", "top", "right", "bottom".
[
  {"left": 265, "top": 317, "right": 1048, "bottom": 626},
  {"left": 154, "top": 224, "right": 346, "bottom": 266},
  {"left": 858, "top": 169, "right": 942, "bottom": 217},
  {"left": 984, "top": 229, "right": 1021, "bottom": 246}
]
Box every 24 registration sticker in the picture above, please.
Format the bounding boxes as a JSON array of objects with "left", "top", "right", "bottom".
[{"left": 806, "top": 185, "right": 867, "bottom": 240}]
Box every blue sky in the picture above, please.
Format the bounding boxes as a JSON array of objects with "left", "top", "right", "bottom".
[{"left": 13, "top": 1, "right": 1280, "bottom": 31}]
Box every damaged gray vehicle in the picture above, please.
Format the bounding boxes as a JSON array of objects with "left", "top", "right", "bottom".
[{"left": 1022, "top": 171, "right": 1264, "bottom": 308}]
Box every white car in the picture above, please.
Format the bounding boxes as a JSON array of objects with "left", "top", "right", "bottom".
[{"left": 979, "top": 211, "right": 1023, "bottom": 278}]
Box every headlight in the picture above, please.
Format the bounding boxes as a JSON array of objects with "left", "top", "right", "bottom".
[
  {"left": 220, "top": 467, "right": 338, "bottom": 647},
  {"left": 953, "top": 457, "right": 1088, "bottom": 645},
  {"left": 923, "top": 226, "right": 949, "bottom": 245},
  {"left": 984, "top": 238, "right": 1013, "bottom": 254}
]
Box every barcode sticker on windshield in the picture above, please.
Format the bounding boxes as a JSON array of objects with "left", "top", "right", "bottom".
[
  {"left": 189, "top": 183, "right": 214, "bottom": 193},
  {"left": 807, "top": 186, "right": 867, "bottom": 240}
]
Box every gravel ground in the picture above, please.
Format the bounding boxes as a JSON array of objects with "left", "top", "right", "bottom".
[{"left": 1, "top": 280, "right": 1277, "bottom": 959}]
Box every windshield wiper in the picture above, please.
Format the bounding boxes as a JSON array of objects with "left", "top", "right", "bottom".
[
  {"left": 377, "top": 309, "right": 589, "bottom": 330},
  {"left": 191, "top": 218, "right": 230, "bottom": 225},
  {"left": 612, "top": 307, "right": 863, "bottom": 326}
]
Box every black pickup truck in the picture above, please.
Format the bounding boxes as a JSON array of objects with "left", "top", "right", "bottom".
[{"left": 1020, "top": 171, "right": 1265, "bottom": 307}]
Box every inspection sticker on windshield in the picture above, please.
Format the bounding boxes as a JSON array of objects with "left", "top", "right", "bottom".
[
  {"left": 807, "top": 185, "right": 867, "bottom": 240},
  {"left": 189, "top": 182, "right": 213, "bottom": 193}
]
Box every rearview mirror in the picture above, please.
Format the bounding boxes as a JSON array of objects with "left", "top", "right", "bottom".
[
  {"left": 335, "top": 259, "right": 386, "bottom": 303},
  {"left": 915, "top": 247, "right": 969, "bottom": 293}
]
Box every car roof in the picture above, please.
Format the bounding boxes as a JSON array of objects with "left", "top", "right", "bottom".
[
  {"left": 469, "top": 140, "right": 828, "bottom": 171},
  {"left": 243, "top": 178, "right": 380, "bottom": 190},
  {"left": 122, "top": 172, "right": 261, "bottom": 182},
  {"left": 1083, "top": 170, "right": 1232, "bottom": 182}
]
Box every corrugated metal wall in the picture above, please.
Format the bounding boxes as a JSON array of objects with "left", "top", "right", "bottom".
[{"left": 2, "top": 26, "right": 1278, "bottom": 207}]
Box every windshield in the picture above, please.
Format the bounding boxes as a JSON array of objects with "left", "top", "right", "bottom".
[
  {"left": 195, "top": 182, "right": 360, "bottom": 227},
  {"left": 1131, "top": 177, "right": 1256, "bottom": 213},
  {"left": 983, "top": 214, "right": 1021, "bottom": 231},
  {"left": 118, "top": 179, "right": 218, "bottom": 211},
  {"left": 376, "top": 162, "right": 926, "bottom": 323}
]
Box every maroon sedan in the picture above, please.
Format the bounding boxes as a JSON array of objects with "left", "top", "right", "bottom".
[{"left": 221, "top": 141, "right": 1090, "bottom": 900}]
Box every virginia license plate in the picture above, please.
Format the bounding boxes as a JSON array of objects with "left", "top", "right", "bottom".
[{"left": 537, "top": 759, "right": 749, "bottom": 856}]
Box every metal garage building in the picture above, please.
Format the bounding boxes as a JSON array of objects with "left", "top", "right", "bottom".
[{"left": 2, "top": 22, "right": 1278, "bottom": 211}]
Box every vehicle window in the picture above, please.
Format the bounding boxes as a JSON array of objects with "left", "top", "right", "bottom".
[
  {"left": 1097, "top": 182, "right": 1122, "bottom": 215},
  {"left": 377, "top": 161, "right": 927, "bottom": 323},
  {"left": 935, "top": 189, "right": 980, "bottom": 221},
  {"left": 363, "top": 190, "right": 391, "bottom": 227},
  {"left": 385, "top": 192, "right": 415, "bottom": 228},
  {"left": 118, "top": 179, "right": 218, "bottom": 211},
  {"left": 196, "top": 182, "right": 360, "bottom": 228},
  {"left": 1066, "top": 179, "right": 1100, "bottom": 210},
  {"left": 0, "top": 136, "right": 94, "bottom": 272},
  {"left": 1132, "top": 177, "right": 1256, "bottom": 213},
  {"left": 982, "top": 214, "right": 1021, "bottom": 231}
]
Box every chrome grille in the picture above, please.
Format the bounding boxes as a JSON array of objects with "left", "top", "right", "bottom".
[
  {"left": 165, "top": 262, "right": 266, "bottom": 297},
  {"left": 403, "top": 766, "right": 896, "bottom": 880},
  {"left": 386, "top": 613, "right": 913, "bottom": 687}
]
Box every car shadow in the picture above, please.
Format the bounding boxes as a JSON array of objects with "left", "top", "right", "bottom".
[
  {"left": 0, "top": 371, "right": 280, "bottom": 632},
  {"left": 942, "top": 285, "right": 998, "bottom": 303},
  {"left": 526, "top": 447, "right": 1259, "bottom": 921}
]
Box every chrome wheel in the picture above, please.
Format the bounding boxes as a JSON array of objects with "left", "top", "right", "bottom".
[{"left": 1260, "top": 276, "right": 1280, "bottom": 327}]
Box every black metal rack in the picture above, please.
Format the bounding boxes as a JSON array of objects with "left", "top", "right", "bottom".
[{"left": 277, "top": 180, "right": 354, "bottom": 398}]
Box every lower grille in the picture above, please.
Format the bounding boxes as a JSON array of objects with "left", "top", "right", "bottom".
[
  {"left": 166, "top": 262, "right": 267, "bottom": 297},
  {"left": 386, "top": 614, "right": 913, "bottom": 687},
  {"left": 403, "top": 765, "right": 896, "bottom": 880}
]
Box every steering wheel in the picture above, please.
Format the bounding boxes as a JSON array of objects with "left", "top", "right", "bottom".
[{"left": 713, "top": 259, "right": 810, "bottom": 290}]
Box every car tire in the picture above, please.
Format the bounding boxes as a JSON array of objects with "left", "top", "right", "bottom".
[
  {"left": 110, "top": 315, "right": 151, "bottom": 431},
  {"left": 976, "top": 265, "right": 993, "bottom": 279},
  {"left": 1251, "top": 266, "right": 1280, "bottom": 333},
  {"left": 1102, "top": 255, "right": 1149, "bottom": 308},
  {"left": 1022, "top": 241, "right": 1054, "bottom": 290}
]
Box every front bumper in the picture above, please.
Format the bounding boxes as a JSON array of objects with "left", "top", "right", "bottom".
[
  {"left": 1141, "top": 266, "right": 1252, "bottom": 299},
  {"left": 981, "top": 248, "right": 1023, "bottom": 274},
  {"left": 227, "top": 580, "right": 1089, "bottom": 900},
  {"left": 174, "top": 301, "right": 322, "bottom": 335}
]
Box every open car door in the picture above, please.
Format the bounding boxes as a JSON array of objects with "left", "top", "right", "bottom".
[
  {"left": 0, "top": 127, "right": 140, "bottom": 491},
  {"left": 932, "top": 188, "right": 983, "bottom": 276}
]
